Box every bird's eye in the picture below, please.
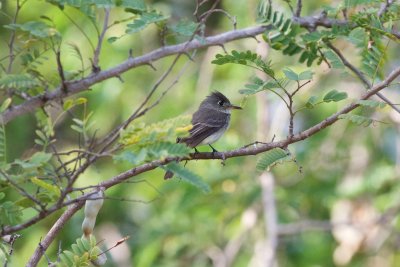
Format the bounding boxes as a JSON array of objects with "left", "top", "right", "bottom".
[{"left": 218, "top": 100, "right": 223, "bottom": 106}]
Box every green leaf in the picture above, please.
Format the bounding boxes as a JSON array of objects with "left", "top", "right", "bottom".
[
  {"left": 323, "top": 90, "right": 348, "bottom": 102},
  {"left": 348, "top": 28, "right": 367, "bottom": 46},
  {"left": 256, "top": 148, "right": 289, "bottom": 171},
  {"left": 7, "top": 21, "right": 60, "bottom": 38},
  {"left": 212, "top": 50, "right": 275, "bottom": 77},
  {"left": 170, "top": 20, "right": 198, "bottom": 36},
  {"left": 0, "top": 201, "right": 22, "bottom": 225},
  {"left": 31, "top": 177, "right": 61, "bottom": 197},
  {"left": 305, "top": 96, "right": 318, "bottom": 109},
  {"left": 0, "top": 98, "right": 12, "bottom": 113},
  {"left": 148, "top": 142, "right": 191, "bottom": 159},
  {"left": 107, "top": 36, "right": 119, "bottom": 43},
  {"left": 0, "top": 74, "right": 39, "bottom": 90},
  {"left": 126, "top": 11, "right": 169, "bottom": 34},
  {"left": 29, "top": 152, "right": 52, "bottom": 165},
  {"left": 338, "top": 113, "right": 373, "bottom": 126},
  {"left": 113, "top": 149, "right": 148, "bottom": 165},
  {"left": 120, "top": 0, "right": 146, "bottom": 11},
  {"left": 302, "top": 31, "right": 323, "bottom": 42},
  {"left": 15, "top": 193, "right": 52, "bottom": 208},
  {"left": 357, "top": 99, "right": 386, "bottom": 108},
  {"left": 282, "top": 68, "right": 299, "bottom": 80},
  {"left": 163, "top": 163, "right": 210, "bottom": 193},
  {"left": 323, "top": 50, "right": 345, "bottom": 69},
  {"left": 298, "top": 70, "right": 314, "bottom": 80}
]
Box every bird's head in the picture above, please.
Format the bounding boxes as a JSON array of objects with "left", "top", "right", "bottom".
[{"left": 205, "top": 91, "right": 242, "bottom": 113}]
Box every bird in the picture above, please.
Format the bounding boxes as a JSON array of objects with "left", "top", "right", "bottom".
[{"left": 164, "top": 91, "right": 242, "bottom": 179}]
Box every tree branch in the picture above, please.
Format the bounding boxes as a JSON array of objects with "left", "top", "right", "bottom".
[
  {"left": 326, "top": 42, "right": 400, "bottom": 114},
  {"left": 0, "top": 25, "right": 269, "bottom": 125},
  {"left": 2, "top": 65, "right": 400, "bottom": 240},
  {"left": 92, "top": 8, "right": 111, "bottom": 72},
  {"left": 26, "top": 202, "right": 85, "bottom": 267}
]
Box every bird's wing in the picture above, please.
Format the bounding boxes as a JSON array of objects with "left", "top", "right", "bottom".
[
  {"left": 179, "top": 111, "right": 229, "bottom": 147},
  {"left": 181, "top": 122, "right": 221, "bottom": 148}
]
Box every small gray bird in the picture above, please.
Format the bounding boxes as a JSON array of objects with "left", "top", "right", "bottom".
[{"left": 164, "top": 91, "right": 242, "bottom": 179}]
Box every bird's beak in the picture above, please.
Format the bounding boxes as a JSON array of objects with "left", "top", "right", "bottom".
[{"left": 227, "top": 104, "right": 242, "bottom": 110}]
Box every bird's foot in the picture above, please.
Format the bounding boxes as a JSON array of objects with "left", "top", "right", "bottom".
[{"left": 209, "top": 144, "right": 218, "bottom": 156}]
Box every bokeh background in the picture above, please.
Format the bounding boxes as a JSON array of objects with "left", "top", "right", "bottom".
[{"left": 1, "top": 0, "right": 400, "bottom": 266}]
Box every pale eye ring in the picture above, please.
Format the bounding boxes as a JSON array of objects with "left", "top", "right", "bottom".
[{"left": 218, "top": 100, "right": 223, "bottom": 106}]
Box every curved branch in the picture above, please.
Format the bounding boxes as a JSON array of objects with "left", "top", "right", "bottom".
[
  {"left": 0, "top": 25, "right": 269, "bottom": 125},
  {"left": 3, "top": 65, "right": 400, "bottom": 241},
  {"left": 20, "top": 65, "right": 400, "bottom": 266},
  {"left": 26, "top": 202, "right": 85, "bottom": 267}
]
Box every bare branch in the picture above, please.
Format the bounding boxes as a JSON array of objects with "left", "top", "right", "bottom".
[
  {"left": 295, "top": 0, "right": 302, "bottom": 17},
  {"left": 26, "top": 202, "right": 85, "bottom": 267},
  {"left": 7, "top": 0, "right": 21, "bottom": 73},
  {"left": 327, "top": 42, "right": 400, "bottom": 114},
  {"left": 92, "top": 8, "right": 111, "bottom": 72},
  {"left": 292, "top": 16, "right": 348, "bottom": 31},
  {"left": 378, "top": 0, "right": 394, "bottom": 17},
  {"left": 0, "top": 25, "right": 269, "bottom": 124}
]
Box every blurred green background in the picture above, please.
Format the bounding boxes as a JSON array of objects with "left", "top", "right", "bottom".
[{"left": 1, "top": 0, "right": 400, "bottom": 266}]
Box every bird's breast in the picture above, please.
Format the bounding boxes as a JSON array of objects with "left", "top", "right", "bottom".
[{"left": 199, "top": 122, "right": 230, "bottom": 145}]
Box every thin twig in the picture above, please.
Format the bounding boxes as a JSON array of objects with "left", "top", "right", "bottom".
[
  {"left": 378, "top": 0, "right": 394, "bottom": 17},
  {"left": 295, "top": 0, "right": 302, "bottom": 17},
  {"left": 7, "top": 0, "right": 21, "bottom": 73},
  {"left": 1, "top": 25, "right": 269, "bottom": 124},
  {"left": 2, "top": 64, "right": 400, "bottom": 242},
  {"left": 92, "top": 8, "right": 111, "bottom": 72},
  {"left": 26, "top": 202, "right": 85, "bottom": 267},
  {"left": 327, "top": 42, "right": 400, "bottom": 114}
]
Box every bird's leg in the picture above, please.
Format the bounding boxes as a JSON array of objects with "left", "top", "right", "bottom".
[
  {"left": 209, "top": 144, "right": 218, "bottom": 154},
  {"left": 208, "top": 144, "right": 226, "bottom": 165},
  {"left": 194, "top": 147, "right": 199, "bottom": 154}
]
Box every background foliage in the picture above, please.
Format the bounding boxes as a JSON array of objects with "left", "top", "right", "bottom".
[{"left": 1, "top": 0, "right": 400, "bottom": 266}]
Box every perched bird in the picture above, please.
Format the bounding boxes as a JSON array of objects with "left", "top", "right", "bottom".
[{"left": 164, "top": 91, "right": 242, "bottom": 179}]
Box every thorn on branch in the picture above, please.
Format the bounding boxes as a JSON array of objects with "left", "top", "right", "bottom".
[
  {"left": 218, "top": 44, "right": 228, "bottom": 54},
  {"left": 90, "top": 58, "right": 101, "bottom": 73},
  {"left": 56, "top": 51, "right": 68, "bottom": 94},
  {"left": 147, "top": 62, "right": 157, "bottom": 71},
  {"left": 183, "top": 52, "right": 195, "bottom": 61},
  {"left": 116, "top": 75, "right": 124, "bottom": 83}
]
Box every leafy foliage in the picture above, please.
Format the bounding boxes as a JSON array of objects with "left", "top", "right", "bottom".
[
  {"left": 4, "top": 21, "right": 60, "bottom": 39},
  {"left": 256, "top": 148, "right": 290, "bottom": 171},
  {"left": 282, "top": 68, "right": 313, "bottom": 81},
  {"left": 322, "top": 90, "right": 348, "bottom": 102},
  {"left": 126, "top": 11, "right": 169, "bottom": 34},
  {"left": 0, "top": 193, "right": 22, "bottom": 226},
  {"left": 119, "top": 115, "right": 191, "bottom": 147},
  {"left": 162, "top": 163, "right": 210, "bottom": 193},
  {"left": 58, "top": 235, "right": 104, "bottom": 267},
  {"left": 0, "top": 74, "right": 40, "bottom": 91},
  {"left": 257, "top": 1, "right": 303, "bottom": 56},
  {"left": 212, "top": 50, "right": 275, "bottom": 76},
  {"left": 114, "top": 141, "right": 191, "bottom": 165},
  {"left": 357, "top": 99, "right": 386, "bottom": 108},
  {"left": 338, "top": 113, "right": 373, "bottom": 126}
]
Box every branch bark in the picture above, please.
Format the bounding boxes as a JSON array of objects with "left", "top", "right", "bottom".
[
  {"left": 0, "top": 25, "right": 268, "bottom": 125},
  {"left": 26, "top": 202, "right": 85, "bottom": 267},
  {"left": 18, "top": 65, "right": 400, "bottom": 266}
]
